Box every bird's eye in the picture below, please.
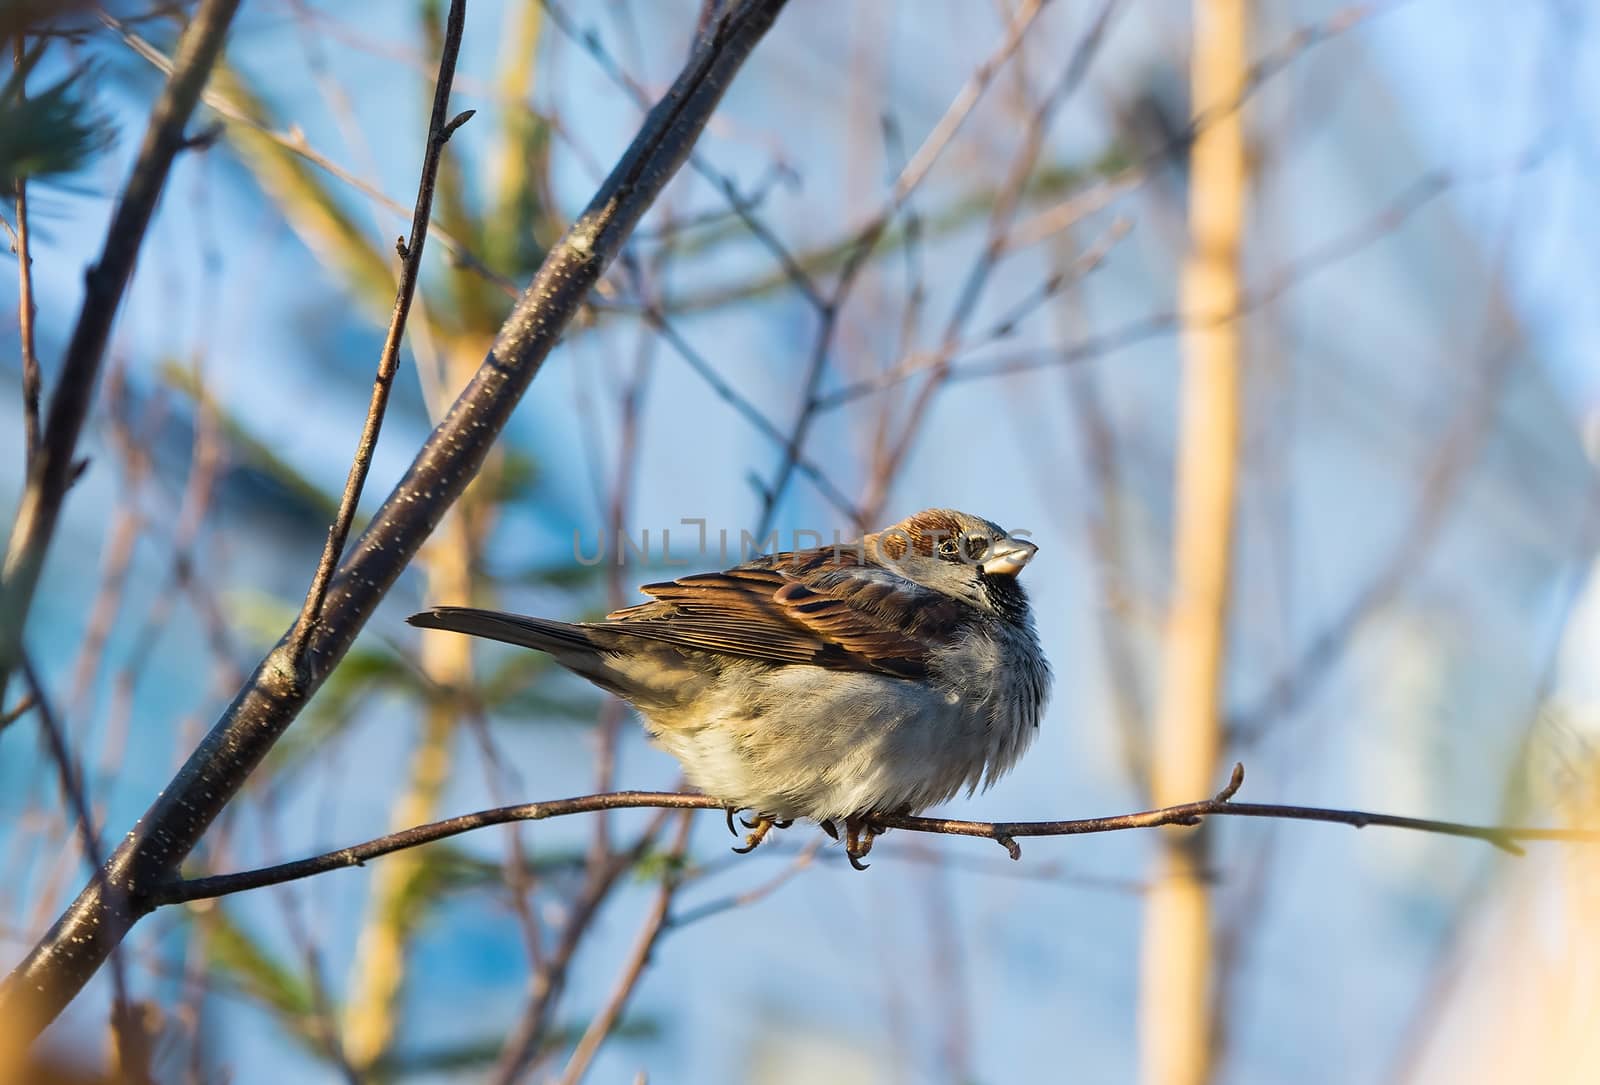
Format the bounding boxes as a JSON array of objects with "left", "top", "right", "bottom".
[{"left": 936, "top": 538, "right": 960, "bottom": 560}]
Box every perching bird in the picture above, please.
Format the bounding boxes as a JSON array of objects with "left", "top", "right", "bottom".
[{"left": 408, "top": 508, "right": 1050, "bottom": 867}]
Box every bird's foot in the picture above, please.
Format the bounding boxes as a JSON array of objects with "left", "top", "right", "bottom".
[
  {"left": 731, "top": 814, "right": 784, "bottom": 854},
  {"left": 843, "top": 814, "right": 890, "bottom": 871}
]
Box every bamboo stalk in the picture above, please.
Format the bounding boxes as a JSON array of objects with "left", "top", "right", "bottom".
[{"left": 1139, "top": 2, "right": 1247, "bottom": 1084}]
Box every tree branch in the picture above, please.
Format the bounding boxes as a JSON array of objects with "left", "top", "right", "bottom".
[
  {"left": 0, "top": 0, "right": 793, "bottom": 1043},
  {"left": 143, "top": 764, "right": 1600, "bottom": 907},
  {"left": 290, "top": 0, "right": 471, "bottom": 652},
  {"left": 0, "top": 0, "right": 243, "bottom": 701}
]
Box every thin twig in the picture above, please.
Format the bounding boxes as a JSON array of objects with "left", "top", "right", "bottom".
[
  {"left": 816, "top": 150, "right": 1528, "bottom": 410},
  {"left": 65, "top": 368, "right": 150, "bottom": 728},
  {"left": 291, "top": 0, "right": 472, "bottom": 652},
  {"left": 1049, "top": 233, "right": 1150, "bottom": 788},
  {"left": 0, "top": 693, "right": 35, "bottom": 730},
  {"left": 667, "top": 837, "right": 821, "bottom": 929},
  {"left": 860, "top": 0, "right": 1121, "bottom": 523},
  {"left": 154, "top": 796, "right": 696, "bottom": 905},
  {"left": 0, "top": 0, "right": 243, "bottom": 702},
  {"left": 144, "top": 764, "right": 1600, "bottom": 906},
  {"left": 755, "top": 0, "right": 1052, "bottom": 530},
  {"left": 540, "top": 0, "right": 825, "bottom": 308},
  {"left": 100, "top": 9, "right": 521, "bottom": 302},
  {"left": 556, "top": 814, "right": 694, "bottom": 1085},
  {"left": 12, "top": 38, "right": 40, "bottom": 464},
  {"left": 642, "top": 307, "right": 863, "bottom": 523},
  {"left": 19, "top": 653, "right": 140, "bottom": 1081},
  {"left": 595, "top": 251, "right": 667, "bottom": 852},
  {"left": 488, "top": 811, "right": 672, "bottom": 1085}
]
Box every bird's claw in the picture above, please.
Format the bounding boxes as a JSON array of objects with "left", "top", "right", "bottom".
[
  {"left": 843, "top": 814, "right": 886, "bottom": 872},
  {"left": 731, "top": 814, "right": 782, "bottom": 854},
  {"left": 725, "top": 808, "right": 741, "bottom": 837}
]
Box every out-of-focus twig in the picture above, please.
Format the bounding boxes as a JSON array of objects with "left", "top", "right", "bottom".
[
  {"left": 554, "top": 814, "right": 694, "bottom": 1085},
  {"left": 20, "top": 652, "right": 143, "bottom": 1083},
  {"left": 0, "top": 0, "right": 241, "bottom": 703},
  {"left": 101, "top": 9, "right": 521, "bottom": 303},
  {"left": 859, "top": 0, "right": 1122, "bottom": 522},
  {"left": 666, "top": 837, "right": 822, "bottom": 930},
  {"left": 1048, "top": 235, "right": 1151, "bottom": 789},
  {"left": 0, "top": 693, "right": 34, "bottom": 729},
  {"left": 540, "top": 0, "right": 823, "bottom": 308},
  {"left": 754, "top": 0, "right": 1056, "bottom": 532},
  {"left": 643, "top": 307, "right": 862, "bottom": 523},
  {"left": 12, "top": 39, "right": 40, "bottom": 464},
  {"left": 489, "top": 811, "right": 673, "bottom": 1084}
]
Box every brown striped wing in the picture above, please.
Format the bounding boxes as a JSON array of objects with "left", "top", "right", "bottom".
[{"left": 599, "top": 550, "right": 962, "bottom": 678}]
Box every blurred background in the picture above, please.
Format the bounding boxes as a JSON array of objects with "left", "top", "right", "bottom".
[{"left": 4, "top": 0, "right": 1600, "bottom": 1082}]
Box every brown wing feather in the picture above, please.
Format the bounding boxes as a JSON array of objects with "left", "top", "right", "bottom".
[{"left": 596, "top": 547, "right": 945, "bottom": 678}]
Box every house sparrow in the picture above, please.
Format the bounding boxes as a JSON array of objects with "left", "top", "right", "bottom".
[{"left": 408, "top": 508, "right": 1050, "bottom": 868}]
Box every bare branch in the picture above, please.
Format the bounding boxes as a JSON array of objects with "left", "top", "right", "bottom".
[{"left": 144, "top": 764, "right": 1599, "bottom": 906}]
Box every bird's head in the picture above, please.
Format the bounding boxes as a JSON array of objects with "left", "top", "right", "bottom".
[{"left": 866, "top": 508, "right": 1038, "bottom": 618}]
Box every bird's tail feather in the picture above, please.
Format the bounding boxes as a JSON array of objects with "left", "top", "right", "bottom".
[
  {"left": 407, "top": 606, "right": 599, "bottom": 655},
  {"left": 408, "top": 606, "right": 661, "bottom": 704}
]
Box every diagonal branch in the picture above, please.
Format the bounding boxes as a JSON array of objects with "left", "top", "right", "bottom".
[
  {"left": 0, "top": 0, "right": 793, "bottom": 1043},
  {"left": 146, "top": 763, "right": 1600, "bottom": 907},
  {"left": 0, "top": 0, "right": 243, "bottom": 702}
]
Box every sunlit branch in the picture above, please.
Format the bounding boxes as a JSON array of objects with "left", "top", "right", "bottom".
[{"left": 148, "top": 764, "right": 1599, "bottom": 906}]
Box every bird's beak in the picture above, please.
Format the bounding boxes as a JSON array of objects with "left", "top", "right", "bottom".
[{"left": 980, "top": 536, "right": 1037, "bottom": 577}]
